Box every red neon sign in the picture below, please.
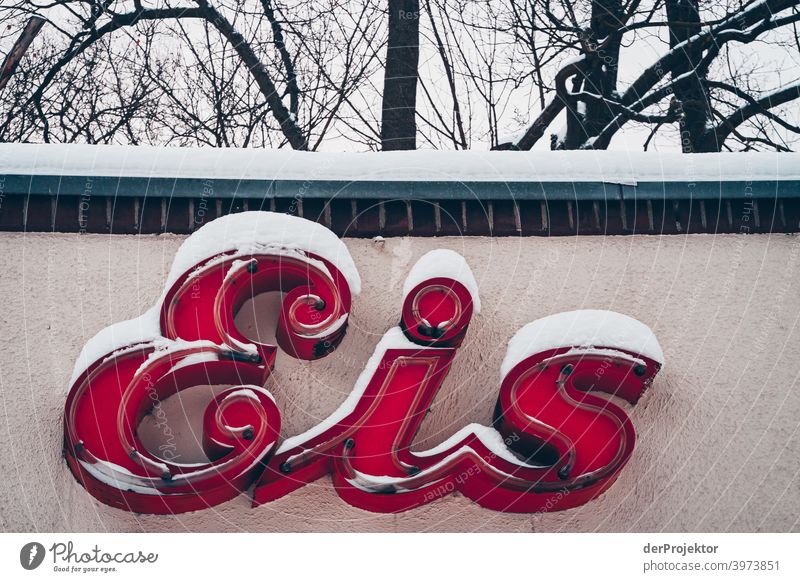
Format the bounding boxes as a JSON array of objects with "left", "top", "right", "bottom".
[{"left": 63, "top": 212, "right": 663, "bottom": 514}]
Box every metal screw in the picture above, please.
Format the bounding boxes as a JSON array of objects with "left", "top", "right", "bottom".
[
  {"left": 246, "top": 260, "right": 258, "bottom": 274},
  {"left": 634, "top": 364, "right": 647, "bottom": 377},
  {"left": 242, "top": 428, "right": 254, "bottom": 441},
  {"left": 279, "top": 462, "right": 292, "bottom": 474}
]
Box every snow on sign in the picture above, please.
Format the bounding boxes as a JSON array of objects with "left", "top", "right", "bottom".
[{"left": 63, "top": 211, "right": 664, "bottom": 515}]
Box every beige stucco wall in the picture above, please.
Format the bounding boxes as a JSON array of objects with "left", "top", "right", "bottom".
[{"left": 1, "top": 231, "right": 799, "bottom": 532}]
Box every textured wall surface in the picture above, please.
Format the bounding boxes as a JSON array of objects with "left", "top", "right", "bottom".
[{"left": 1, "top": 232, "right": 799, "bottom": 532}]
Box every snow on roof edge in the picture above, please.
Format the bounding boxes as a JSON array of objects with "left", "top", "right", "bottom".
[{"left": 2, "top": 143, "right": 798, "bottom": 184}]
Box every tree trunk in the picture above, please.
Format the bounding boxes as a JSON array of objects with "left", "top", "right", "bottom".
[
  {"left": 381, "top": 0, "right": 420, "bottom": 150},
  {"left": 559, "top": 0, "right": 623, "bottom": 149},
  {"left": 666, "top": 0, "right": 711, "bottom": 152},
  {"left": 582, "top": 0, "right": 622, "bottom": 139}
]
